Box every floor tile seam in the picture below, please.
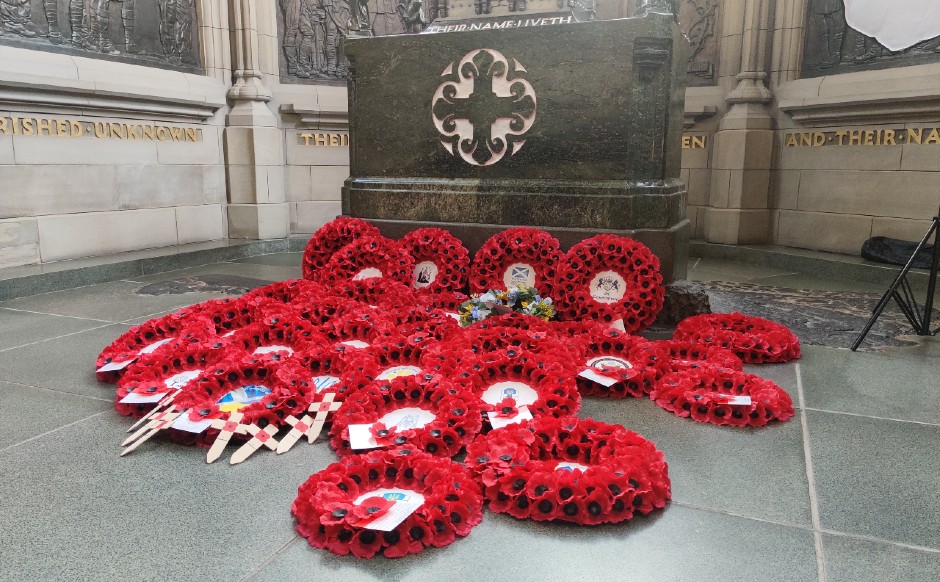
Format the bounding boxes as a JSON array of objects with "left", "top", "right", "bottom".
[
  {"left": 795, "top": 363, "right": 827, "bottom": 582},
  {"left": 802, "top": 407, "right": 940, "bottom": 428},
  {"left": 0, "top": 307, "right": 116, "bottom": 324},
  {"left": 0, "top": 410, "right": 108, "bottom": 455},
  {"left": 117, "top": 303, "right": 210, "bottom": 324},
  {"left": 818, "top": 528, "right": 940, "bottom": 554},
  {"left": 0, "top": 379, "right": 113, "bottom": 403},
  {"left": 668, "top": 500, "right": 815, "bottom": 533},
  {"left": 238, "top": 535, "right": 301, "bottom": 582},
  {"left": 0, "top": 322, "right": 120, "bottom": 354}
]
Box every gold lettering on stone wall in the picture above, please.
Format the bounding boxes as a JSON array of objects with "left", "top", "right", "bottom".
[
  {"left": 682, "top": 134, "right": 708, "bottom": 149},
  {"left": 785, "top": 128, "right": 940, "bottom": 147},
  {"left": 0, "top": 117, "right": 203, "bottom": 142},
  {"left": 299, "top": 133, "right": 350, "bottom": 147}
]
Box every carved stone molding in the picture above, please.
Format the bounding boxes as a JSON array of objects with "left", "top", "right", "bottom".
[
  {"left": 0, "top": 45, "right": 224, "bottom": 121},
  {"left": 683, "top": 104, "right": 717, "bottom": 128},
  {"left": 780, "top": 90, "right": 940, "bottom": 126},
  {"left": 279, "top": 101, "right": 348, "bottom": 129}
]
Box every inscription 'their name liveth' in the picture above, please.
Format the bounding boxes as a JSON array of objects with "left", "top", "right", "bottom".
[{"left": 0, "top": 117, "right": 202, "bottom": 142}]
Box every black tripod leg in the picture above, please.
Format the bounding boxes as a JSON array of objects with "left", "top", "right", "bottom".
[
  {"left": 920, "top": 216, "right": 940, "bottom": 335},
  {"left": 851, "top": 216, "right": 940, "bottom": 350}
]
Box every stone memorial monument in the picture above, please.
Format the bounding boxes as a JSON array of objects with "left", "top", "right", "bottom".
[{"left": 340, "top": 0, "right": 689, "bottom": 281}]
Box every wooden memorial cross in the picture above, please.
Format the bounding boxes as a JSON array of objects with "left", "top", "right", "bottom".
[
  {"left": 122, "top": 407, "right": 180, "bottom": 447},
  {"left": 206, "top": 412, "right": 249, "bottom": 464},
  {"left": 276, "top": 392, "right": 342, "bottom": 454},
  {"left": 230, "top": 424, "right": 280, "bottom": 465},
  {"left": 120, "top": 411, "right": 181, "bottom": 456},
  {"left": 126, "top": 389, "right": 180, "bottom": 433}
]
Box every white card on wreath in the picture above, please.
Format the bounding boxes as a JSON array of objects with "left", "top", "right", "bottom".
[
  {"left": 120, "top": 391, "right": 169, "bottom": 404},
  {"left": 355, "top": 489, "right": 426, "bottom": 532},
  {"left": 348, "top": 424, "right": 380, "bottom": 450},
  {"left": 578, "top": 369, "right": 619, "bottom": 388},
  {"left": 718, "top": 395, "right": 753, "bottom": 406},
  {"left": 172, "top": 415, "right": 214, "bottom": 434},
  {"left": 487, "top": 405, "right": 533, "bottom": 429}
]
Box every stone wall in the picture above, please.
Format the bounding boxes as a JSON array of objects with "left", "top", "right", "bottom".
[
  {"left": 0, "top": 34, "right": 226, "bottom": 268},
  {"left": 680, "top": 0, "right": 940, "bottom": 254}
]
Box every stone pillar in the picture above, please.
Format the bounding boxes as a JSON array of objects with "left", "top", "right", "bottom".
[
  {"left": 704, "top": 0, "right": 775, "bottom": 244},
  {"left": 197, "top": 0, "right": 232, "bottom": 83},
  {"left": 224, "top": 0, "right": 289, "bottom": 239},
  {"left": 769, "top": 0, "right": 807, "bottom": 87}
]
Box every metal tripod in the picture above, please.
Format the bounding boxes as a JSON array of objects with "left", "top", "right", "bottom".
[{"left": 852, "top": 207, "right": 940, "bottom": 350}]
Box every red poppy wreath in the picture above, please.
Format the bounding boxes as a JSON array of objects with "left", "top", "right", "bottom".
[
  {"left": 652, "top": 339, "right": 744, "bottom": 374},
  {"left": 672, "top": 312, "right": 801, "bottom": 364},
  {"left": 292, "top": 448, "right": 484, "bottom": 558},
  {"left": 555, "top": 235, "right": 665, "bottom": 334},
  {"left": 329, "top": 374, "right": 483, "bottom": 457},
  {"left": 174, "top": 354, "right": 314, "bottom": 431},
  {"left": 326, "top": 277, "right": 417, "bottom": 309},
  {"left": 115, "top": 337, "right": 230, "bottom": 418},
  {"left": 302, "top": 217, "right": 381, "bottom": 281},
  {"left": 574, "top": 328, "right": 670, "bottom": 399},
  {"left": 465, "top": 416, "right": 671, "bottom": 525},
  {"left": 453, "top": 348, "right": 581, "bottom": 423},
  {"left": 95, "top": 310, "right": 215, "bottom": 383},
  {"left": 469, "top": 227, "right": 563, "bottom": 296},
  {"left": 320, "top": 236, "right": 415, "bottom": 287},
  {"left": 399, "top": 227, "right": 470, "bottom": 293},
  {"left": 650, "top": 367, "right": 795, "bottom": 427},
  {"left": 242, "top": 278, "right": 325, "bottom": 305}
]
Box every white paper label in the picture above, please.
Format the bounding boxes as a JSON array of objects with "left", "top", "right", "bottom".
[
  {"left": 555, "top": 461, "right": 590, "bottom": 473},
  {"left": 589, "top": 271, "right": 627, "bottom": 303},
  {"left": 487, "top": 405, "right": 533, "bottom": 429},
  {"left": 119, "top": 390, "right": 168, "bottom": 404},
  {"left": 578, "top": 369, "right": 620, "bottom": 388},
  {"left": 172, "top": 415, "right": 214, "bottom": 434},
  {"left": 379, "top": 407, "right": 436, "bottom": 431},
  {"left": 139, "top": 338, "right": 173, "bottom": 355},
  {"left": 717, "top": 395, "right": 752, "bottom": 406},
  {"left": 222, "top": 330, "right": 237, "bottom": 338},
  {"left": 253, "top": 345, "right": 294, "bottom": 356},
  {"left": 312, "top": 375, "right": 341, "bottom": 392},
  {"left": 341, "top": 340, "right": 370, "bottom": 349},
  {"left": 376, "top": 365, "right": 422, "bottom": 381},
  {"left": 164, "top": 370, "right": 202, "bottom": 390},
  {"left": 353, "top": 267, "right": 383, "bottom": 281},
  {"left": 413, "top": 261, "right": 439, "bottom": 289},
  {"left": 611, "top": 319, "right": 627, "bottom": 332},
  {"left": 348, "top": 424, "right": 381, "bottom": 450},
  {"left": 446, "top": 312, "right": 461, "bottom": 321},
  {"left": 353, "top": 488, "right": 426, "bottom": 532},
  {"left": 97, "top": 338, "right": 175, "bottom": 373},
  {"left": 481, "top": 381, "right": 538, "bottom": 407},
  {"left": 348, "top": 407, "right": 436, "bottom": 450},
  {"left": 503, "top": 263, "right": 536, "bottom": 288}
]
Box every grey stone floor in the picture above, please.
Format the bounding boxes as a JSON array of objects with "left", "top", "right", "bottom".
[{"left": 0, "top": 253, "right": 938, "bottom": 581}]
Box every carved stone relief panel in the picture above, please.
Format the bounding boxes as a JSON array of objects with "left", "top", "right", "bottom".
[
  {"left": 803, "top": 0, "right": 940, "bottom": 77},
  {"left": 677, "top": 0, "right": 717, "bottom": 86},
  {"left": 278, "top": 0, "right": 429, "bottom": 84},
  {"left": 0, "top": 0, "right": 201, "bottom": 71}
]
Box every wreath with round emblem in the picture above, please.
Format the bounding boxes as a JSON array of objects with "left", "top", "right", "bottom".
[
  {"left": 292, "top": 448, "right": 484, "bottom": 558},
  {"left": 329, "top": 374, "right": 483, "bottom": 457},
  {"left": 555, "top": 234, "right": 665, "bottom": 334},
  {"left": 465, "top": 416, "right": 670, "bottom": 525},
  {"left": 469, "top": 227, "right": 563, "bottom": 297}
]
